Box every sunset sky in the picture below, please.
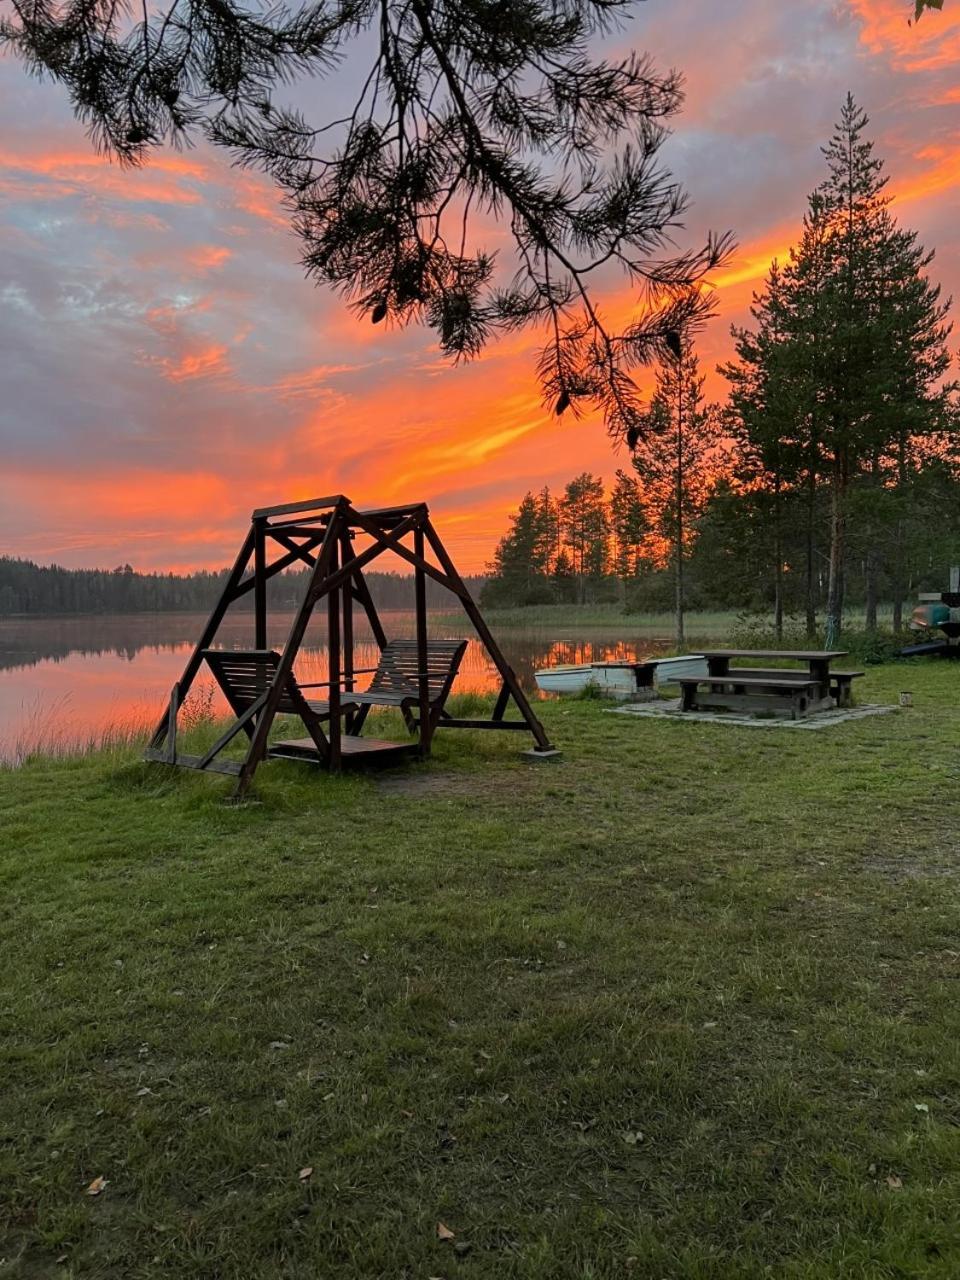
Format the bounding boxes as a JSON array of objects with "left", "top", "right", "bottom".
[{"left": 1, "top": 0, "right": 958, "bottom": 574}]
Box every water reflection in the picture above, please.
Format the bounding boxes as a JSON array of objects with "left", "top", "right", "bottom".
[{"left": 0, "top": 611, "right": 675, "bottom": 761}]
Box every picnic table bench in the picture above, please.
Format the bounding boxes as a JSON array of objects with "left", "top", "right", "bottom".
[{"left": 676, "top": 650, "right": 864, "bottom": 719}]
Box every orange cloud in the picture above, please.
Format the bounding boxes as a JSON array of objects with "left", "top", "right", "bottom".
[
  {"left": 185, "top": 245, "right": 233, "bottom": 272},
  {"left": 0, "top": 147, "right": 207, "bottom": 206},
  {"left": 140, "top": 342, "right": 232, "bottom": 382},
  {"left": 848, "top": 0, "right": 960, "bottom": 71}
]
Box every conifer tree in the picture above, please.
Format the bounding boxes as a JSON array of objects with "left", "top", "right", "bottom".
[
  {"left": 630, "top": 342, "right": 717, "bottom": 646},
  {"left": 609, "top": 470, "right": 649, "bottom": 584},
  {"left": 720, "top": 262, "right": 805, "bottom": 637},
  {"left": 559, "top": 473, "right": 610, "bottom": 603},
  {"left": 481, "top": 492, "right": 550, "bottom": 607},
  {"left": 721, "top": 95, "right": 957, "bottom": 640}
]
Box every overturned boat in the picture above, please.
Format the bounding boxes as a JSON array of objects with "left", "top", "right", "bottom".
[
  {"left": 900, "top": 569, "right": 960, "bottom": 658},
  {"left": 534, "top": 654, "right": 708, "bottom": 699}
]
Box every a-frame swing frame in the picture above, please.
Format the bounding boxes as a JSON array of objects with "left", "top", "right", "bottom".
[{"left": 145, "top": 495, "right": 558, "bottom": 796}]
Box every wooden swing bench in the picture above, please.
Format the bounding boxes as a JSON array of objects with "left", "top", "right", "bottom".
[
  {"left": 145, "top": 496, "right": 558, "bottom": 796},
  {"left": 156, "top": 639, "right": 470, "bottom": 773}
]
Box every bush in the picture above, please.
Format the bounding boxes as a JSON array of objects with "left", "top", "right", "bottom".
[{"left": 729, "top": 613, "right": 904, "bottom": 666}]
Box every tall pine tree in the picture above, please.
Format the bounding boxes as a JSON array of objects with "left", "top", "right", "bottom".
[{"left": 631, "top": 343, "right": 718, "bottom": 646}]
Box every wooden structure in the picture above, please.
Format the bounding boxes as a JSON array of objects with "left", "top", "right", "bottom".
[
  {"left": 676, "top": 650, "right": 864, "bottom": 720},
  {"left": 144, "top": 496, "right": 557, "bottom": 795}
]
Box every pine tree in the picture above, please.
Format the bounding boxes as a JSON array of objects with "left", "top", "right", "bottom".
[
  {"left": 720, "top": 95, "right": 957, "bottom": 640},
  {"left": 609, "top": 470, "right": 650, "bottom": 584},
  {"left": 812, "top": 95, "right": 893, "bottom": 641},
  {"left": 534, "top": 487, "right": 561, "bottom": 578},
  {"left": 559, "top": 474, "right": 610, "bottom": 604},
  {"left": 2, "top": 1, "right": 731, "bottom": 437},
  {"left": 720, "top": 262, "right": 807, "bottom": 637},
  {"left": 481, "top": 492, "right": 551, "bottom": 607},
  {"left": 630, "top": 343, "right": 718, "bottom": 646}
]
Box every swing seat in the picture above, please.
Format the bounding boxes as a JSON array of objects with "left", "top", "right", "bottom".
[{"left": 343, "top": 639, "right": 468, "bottom": 722}]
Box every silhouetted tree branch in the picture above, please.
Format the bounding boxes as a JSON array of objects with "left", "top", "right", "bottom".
[{"left": 1, "top": 0, "right": 733, "bottom": 439}]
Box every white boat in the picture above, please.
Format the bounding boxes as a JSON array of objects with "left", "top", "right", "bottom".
[
  {"left": 652, "top": 654, "right": 709, "bottom": 684},
  {"left": 533, "top": 664, "right": 597, "bottom": 695},
  {"left": 534, "top": 654, "right": 708, "bottom": 698}
]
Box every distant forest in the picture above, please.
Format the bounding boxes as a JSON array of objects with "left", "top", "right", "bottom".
[{"left": 0, "top": 558, "right": 485, "bottom": 618}]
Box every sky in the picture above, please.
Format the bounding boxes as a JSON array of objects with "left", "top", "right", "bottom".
[{"left": 1, "top": 0, "right": 958, "bottom": 574}]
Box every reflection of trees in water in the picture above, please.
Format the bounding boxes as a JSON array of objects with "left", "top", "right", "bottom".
[
  {"left": 0, "top": 611, "right": 454, "bottom": 674},
  {"left": 0, "top": 612, "right": 672, "bottom": 695}
]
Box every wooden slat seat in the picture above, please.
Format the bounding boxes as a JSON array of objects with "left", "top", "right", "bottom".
[
  {"left": 676, "top": 674, "right": 823, "bottom": 719},
  {"left": 202, "top": 649, "right": 342, "bottom": 718},
  {"left": 200, "top": 648, "right": 353, "bottom": 768},
  {"left": 201, "top": 639, "right": 467, "bottom": 758},
  {"left": 347, "top": 639, "right": 468, "bottom": 708}
]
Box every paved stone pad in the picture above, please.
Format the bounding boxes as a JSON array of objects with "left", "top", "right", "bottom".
[{"left": 609, "top": 700, "right": 898, "bottom": 731}]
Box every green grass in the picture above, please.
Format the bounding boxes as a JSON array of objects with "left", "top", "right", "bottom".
[{"left": 3, "top": 662, "right": 960, "bottom": 1277}]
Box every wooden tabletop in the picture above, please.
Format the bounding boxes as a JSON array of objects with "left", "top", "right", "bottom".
[{"left": 700, "top": 649, "right": 848, "bottom": 660}]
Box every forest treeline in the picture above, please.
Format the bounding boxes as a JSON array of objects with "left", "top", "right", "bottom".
[
  {"left": 482, "top": 98, "right": 960, "bottom": 642},
  {"left": 0, "top": 558, "right": 484, "bottom": 617}
]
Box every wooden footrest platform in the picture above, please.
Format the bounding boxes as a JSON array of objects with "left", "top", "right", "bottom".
[
  {"left": 269, "top": 735, "right": 417, "bottom": 766},
  {"left": 143, "top": 748, "right": 241, "bottom": 776}
]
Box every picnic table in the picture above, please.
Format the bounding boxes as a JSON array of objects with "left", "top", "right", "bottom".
[{"left": 676, "top": 649, "right": 864, "bottom": 719}]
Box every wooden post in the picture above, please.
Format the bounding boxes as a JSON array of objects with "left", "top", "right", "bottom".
[
  {"left": 234, "top": 516, "right": 339, "bottom": 797},
  {"left": 414, "top": 523, "right": 431, "bottom": 756},
  {"left": 328, "top": 535, "right": 342, "bottom": 771},
  {"left": 340, "top": 528, "right": 354, "bottom": 694},
  {"left": 253, "top": 517, "right": 267, "bottom": 650}
]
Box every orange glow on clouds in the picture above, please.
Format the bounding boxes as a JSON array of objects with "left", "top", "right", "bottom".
[{"left": 1, "top": 0, "right": 959, "bottom": 575}]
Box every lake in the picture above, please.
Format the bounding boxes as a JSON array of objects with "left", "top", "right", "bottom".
[{"left": 0, "top": 610, "right": 690, "bottom": 762}]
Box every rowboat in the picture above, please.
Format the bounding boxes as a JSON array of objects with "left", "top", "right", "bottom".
[{"left": 534, "top": 654, "right": 708, "bottom": 698}]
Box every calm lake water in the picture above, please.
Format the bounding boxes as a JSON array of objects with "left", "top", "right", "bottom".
[{"left": 0, "top": 611, "right": 681, "bottom": 762}]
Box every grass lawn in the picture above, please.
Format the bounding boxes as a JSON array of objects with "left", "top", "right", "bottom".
[{"left": 3, "top": 660, "right": 960, "bottom": 1277}]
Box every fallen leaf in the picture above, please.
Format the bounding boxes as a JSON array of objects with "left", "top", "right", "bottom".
[
  {"left": 622, "top": 1131, "right": 645, "bottom": 1146},
  {"left": 298, "top": 1166, "right": 313, "bottom": 1181},
  {"left": 886, "top": 1174, "right": 903, "bottom": 1190},
  {"left": 86, "top": 1175, "right": 108, "bottom": 1196},
  {"left": 437, "top": 1221, "right": 456, "bottom": 1241},
  {"left": 915, "top": 1103, "right": 930, "bottom": 1113}
]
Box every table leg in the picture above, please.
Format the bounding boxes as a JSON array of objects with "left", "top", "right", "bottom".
[{"left": 810, "top": 659, "right": 830, "bottom": 701}]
